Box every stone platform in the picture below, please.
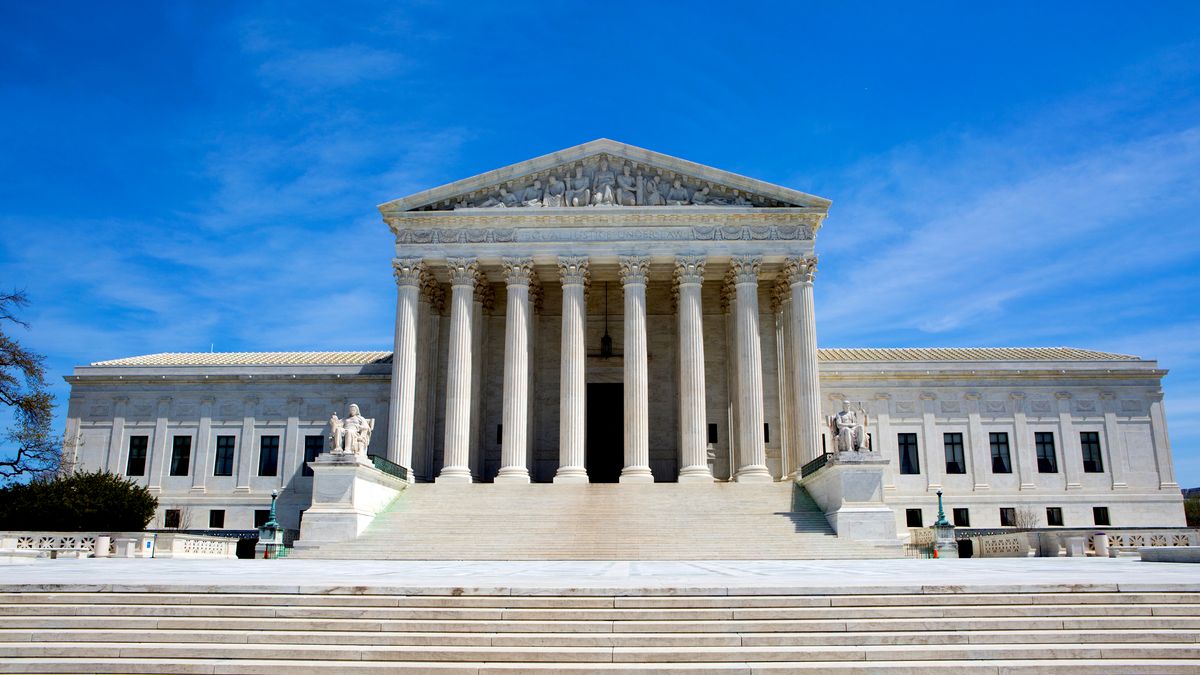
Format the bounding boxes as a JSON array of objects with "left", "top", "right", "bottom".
[
  {"left": 2, "top": 558, "right": 1198, "bottom": 673},
  {"left": 2, "top": 557, "right": 1198, "bottom": 594}
]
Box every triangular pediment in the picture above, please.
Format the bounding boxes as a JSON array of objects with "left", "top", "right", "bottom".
[{"left": 378, "top": 139, "right": 831, "bottom": 214}]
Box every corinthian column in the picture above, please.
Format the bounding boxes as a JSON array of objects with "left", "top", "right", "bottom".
[
  {"left": 388, "top": 257, "right": 424, "bottom": 472},
  {"left": 496, "top": 257, "right": 535, "bottom": 484},
  {"left": 437, "top": 257, "right": 477, "bottom": 483},
  {"left": 676, "top": 256, "right": 713, "bottom": 482},
  {"left": 619, "top": 256, "right": 653, "bottom": 483},
  {"left": 784, "top": 256, "right": 821, "bottom": 467},
  {"left": 730, "top": 256, "right": 771, "bottom": 482},
  {"left": 555, "top": 256, "right": 589, "bottom": 483}
]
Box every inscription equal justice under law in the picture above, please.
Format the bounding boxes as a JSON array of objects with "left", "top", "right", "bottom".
[{"left": 420, "top": 155, "right": 787, "bottom": 211}]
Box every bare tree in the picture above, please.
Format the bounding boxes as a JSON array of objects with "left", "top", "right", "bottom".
[
  {"left": 0, "top": 291, "right": 58, "bottom": 482},
  {"left": 1012, "top": 506, "right": 1041, "bottom": 531}
]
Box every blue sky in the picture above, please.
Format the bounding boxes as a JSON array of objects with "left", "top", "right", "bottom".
[{"left": 2, "top": 2, "right": 1199, "bottom": 486}]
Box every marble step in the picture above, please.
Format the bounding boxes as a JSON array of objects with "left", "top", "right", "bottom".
[
  {"left": 3, "top": 657, "right": 1200, "bottom": 674},
  {"left": 7, "top": 591, "right": 1196, "bottom": 607},
  {"left": 2, "top": 627, "right": 1196, "bottom": 648},
  {"left": 4, "top": 641, "right": 1199, "bottom": 663}
]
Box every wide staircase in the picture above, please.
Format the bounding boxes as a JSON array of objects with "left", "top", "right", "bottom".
[
  {"left": 1, "top": 587, "right": 1198, "bottom": 672},
  {"left": 292, "top": 482, "right": 897, "bottom": 560}
]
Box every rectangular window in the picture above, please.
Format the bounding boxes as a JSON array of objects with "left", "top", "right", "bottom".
[
  {"left": 301, "top": 435, "right": 323, "bottom": 477},
  {"left": 989, "top": 432, "right": 1012, "bottom": 474},
  {"left": 209, "top": 509, "right": 225, "bottom": 529},
  {"left": 905, "top": 508, "right": 923, "bottom": 527},
  {"left": 1000, "top": 507, "right": 1016, "bottom": 527},
  {"left": 1035, "top": 432, "right": 1058, "bottom": 473},
  {"left": 898, "top": 433, "right": 920, "bottom": 474},
  {"left": 764, "top": 423, "right": 770, "bottom": 443},
  {"left": 1046, "top": 507, "right": 1064, "bottom": 527},
  {"left": 214, "top": 436, "right": 235, "bottom": 476},
  {"left": 169, "top": 436, "right": 191, "bottom": 476},
  {"left": 1093, "top": 506, "right": 1111, "bottom": 526},
  {"left": 944, "top": 432, "right": 966, "bottom": 474},
  {"left": 496, "top": 424, "right": 503, "bottom": 445},
  {"left": 952, "top": 508, "right": 970, "bottom": 527},
  {"left": 254, "top": 509, "right": 271, "bottom": 528},
  {"left": 164, "top": 509, "right": 181, "bottom": 529},
  {"left": 1080, "top": 431, "right": 1104, "bottom": 473},
  {"left": 126, "top": 436, "right": 148, "bottom": 476},
  {"left": 707, "top": 423, "right": 718, "bottom": 444},
  {"left": 258, "top": 435, "right": 280, "bottom": 477}
]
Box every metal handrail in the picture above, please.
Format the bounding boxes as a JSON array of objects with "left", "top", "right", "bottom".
[
  {"left": 799, "top": 452, "right": 831, "bottom": 478},
  {"left": 369, "top": 454, "right": 410, "bottom": 482}
]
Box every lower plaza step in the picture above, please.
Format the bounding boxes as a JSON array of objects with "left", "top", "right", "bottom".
[
  {"left": 0, "top": 587, "right": 1198, "bottom": 672},
  {"left": 292, "top": 481, "right": 899, "bottom": 560}
]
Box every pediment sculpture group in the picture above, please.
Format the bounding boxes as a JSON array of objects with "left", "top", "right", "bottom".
[{"left": 457, "top": 158, "right": 758, "bottom": 210}]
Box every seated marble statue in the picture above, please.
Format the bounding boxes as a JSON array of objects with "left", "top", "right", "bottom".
[
  {"left": 691, "top": 186, "right": 711, "bottom": 205},
  {"left": 521, "top": 180, "right": 544, "bottom": 207},
  {"left": 827, "top": 400, "right": 869, "bottom": 452},
  {"left": 615, "top": 164, "right": 638, "bottom": 206},
  {"left": 666, "top": 179, "right": 690, "bottom": 205},
  {"left": 566, "top": 166, "right": 591, "bottom": 207},
  {"left": 543, "top": 175, "right": 566, "bottom": 207},
  {"left": 329, "top": 404, "right": 374, "bottom": 455},
  {"left": 477, "top": 187, "right": 517, "bottom": 208}
]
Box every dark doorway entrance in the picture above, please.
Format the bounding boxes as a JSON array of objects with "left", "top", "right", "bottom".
[{"left": 585, "top": 383, "right": 623, "bottom": 483}]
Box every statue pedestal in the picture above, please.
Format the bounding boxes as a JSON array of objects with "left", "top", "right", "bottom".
[
  {"left": 799, "top": 451, "right": 900, "bottom": 549},
  {"left": 293, "top": 453, "right": 407, "bottom": 549}
]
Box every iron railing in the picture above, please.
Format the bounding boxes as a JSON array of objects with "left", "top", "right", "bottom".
[
  {"left": 799, "top": 452, "right": 831, "bottom": 478},
  {"left": 369, "top": 454, "right": 410, "bottom": 482}
]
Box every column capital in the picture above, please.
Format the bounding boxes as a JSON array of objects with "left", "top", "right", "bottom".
[
  {"left": 728, "top": 255, "right": 762, "bottom": 284},
  {"left": 557, "top": 256, "right": 590, "bottom": 286},
  {"left": 392, "top": 257, "right": 425, "bottom": 287},
  {"left": 502, "top": 257, "right": 535, "bottom": 286},
  {"left": 446, "top": 257, "right": 479, "bottom": 286},
  {"left": 476, "top": 279, "right": 496, "bottom": 312},
  {"left": 618, "top": 255, "right": 651, "bottom": 286},
  {"left": 782, "top": 255, "right": 818, "bottom": 285},
  {"left": 674, "top": 256, "right": 706, "bottom": 285},
  {"left": 770, "top": 279, "right": 792, "bottom": 312}
]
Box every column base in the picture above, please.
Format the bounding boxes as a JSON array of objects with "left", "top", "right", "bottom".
[
  {"left": 619, "top": 467, "right": 654, "bottom": 483},
  {"left": 734, "top": 465, "right": 773, "bottom": 483},
  {"left": 494, "top": 467, "right": 531, "bottom": 484},
  {"left": 553, "top": 467, "right": 588, "bottom": 483},
  {"left": 436, "top": 467, "right": 473, "bottom": 484},
  {"left": 677, "top": 466, "right": 714, "bottom": 482}
]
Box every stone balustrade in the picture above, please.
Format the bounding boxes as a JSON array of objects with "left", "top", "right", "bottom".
[{"left": 0, "top": 531, "right": 238, "bottom": 559}]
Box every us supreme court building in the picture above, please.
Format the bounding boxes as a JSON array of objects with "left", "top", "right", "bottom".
[{"left": 63, "top": 140, "right": 1186, "bottom": 540}]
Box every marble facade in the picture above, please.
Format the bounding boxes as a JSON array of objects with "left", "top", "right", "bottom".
[{"left": 62, "top": 140, "right": 1186, "bottom": 536}]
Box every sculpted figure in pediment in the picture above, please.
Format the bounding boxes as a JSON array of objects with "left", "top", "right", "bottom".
[
  {"left": 592, "top": 159, "right": 616, "bottom": 205},
  {"left": 666, "top": 179, "right": 690, "bottom": 205},
  {"left": 638, "top": 172, "right": 665, "bottom": 206},
  {"left": 543, "top": 174, "right": 566, "bottom": 207},
  {"left": 566, "top": 166, "right": 591, "bottom": 207},
  {"left": 522, "top": 180, "right": 544, "bottom": 207},
  {"left": 615, "top": 164, "right": 638, "bottom": 206},
  {"left": 478, "top": 187, "right": 518, "bottom": 208},
  {"left": 691, "top": 186, "right": 711, "bottom": 205}
]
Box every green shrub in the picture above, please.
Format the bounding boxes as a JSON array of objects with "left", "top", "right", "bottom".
[
  {"left": 0, "top": 471, "right": 157, "bottom": 531},
  {"left": 1186, "top": 497, "right": 1200, "bottom": 528}
]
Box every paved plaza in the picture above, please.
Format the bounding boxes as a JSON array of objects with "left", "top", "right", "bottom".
[{"left": 2, "top": 557, "right": 1197, "bottom": 595}]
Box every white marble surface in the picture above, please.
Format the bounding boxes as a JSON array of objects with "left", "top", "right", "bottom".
[{"left": 1, "top": 557, "right": 1197, "bottom": 595}]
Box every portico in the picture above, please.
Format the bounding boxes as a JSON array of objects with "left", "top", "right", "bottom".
[{"left": 379, "top": 140, "right": 830, "bottom": 484}]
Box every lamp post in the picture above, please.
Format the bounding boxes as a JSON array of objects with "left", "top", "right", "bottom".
[
  {"left": 932, "top": 489, "right": 958, "bottom": 559},
  {"left": 256, "top": 489, "right": 285, "bottom": 559}
]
